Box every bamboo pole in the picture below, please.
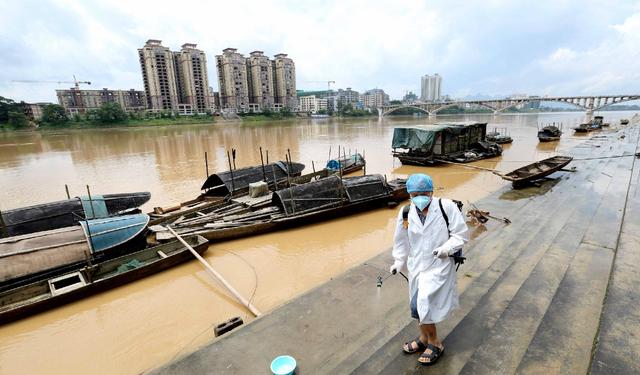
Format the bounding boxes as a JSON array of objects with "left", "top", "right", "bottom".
[
  {"left": 86, "top": 185, "right": 96, "bottom": 219},
  {"left": 0, "top": 210, "right": 8, "bottom": 238},
  {"left": 205, "top": 152, "right": 209, "bottom": 178},
  {"left": 227, "top": 151, "right": 235, "bottom": 195},
  {"left": 259, "top": 147, "right": 267, "bottom": 182},
  {"left": 232, "top": 148, "right": 237, "bottom": 170},
  {"left": 266, "top": 149, "right": 269, "bottom": 164},
  {"left": 165, "top": 226, "right": 261, "bottom": 317},
  {"left": 435, "top": 159, "right": 505, "bottom": 176},
  {"left": 65, "top": 185, "right": 71, "bottom": 199}
]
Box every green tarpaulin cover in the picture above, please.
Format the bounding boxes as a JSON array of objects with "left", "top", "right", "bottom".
[{"left": 392, "top": 123, "right": 486, "bottom": 150}]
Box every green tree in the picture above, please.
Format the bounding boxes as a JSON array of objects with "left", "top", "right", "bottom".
[
  {"left": 0, "top": 96, "right": 20, "bottom": 123},
  {"left": 8, "top": 111, "right": 29, "bottom": 128},
  {"left": 96, "top": 102, "right": 128, "bottom": 123},
  {"left": 41, "top": 104, "right": 69, "bottom": 125}
]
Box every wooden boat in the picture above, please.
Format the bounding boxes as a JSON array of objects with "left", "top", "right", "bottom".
[
  {"left": 150, "top": 175, "right": 408, "bottom": 243},
  {"left": 538, "top": 126, "right": 562, "bottom": 142},
  {"left": 620, "top": 119, "right": 629, "bottom": 125},
  {"left": 501, "top": 156, "right": 573, "bottom": 188},
  {"left": 486, "top": 128, "right": 513, "bottom": 144},
  {"left": 0, "top": 214, "right": 149, "bottom": 284},
  {"left": 200, "top": 161, "right": 305, "bottom": 196},
  {"left": 0, "top": 192, "right": 151, "bottom": 238},
  {"left": 0, "top": 235, "right": 208, "bottom": 324},
  {"left": 392, "top": 123, "right": 502, "bottom": 165},
  {"left": 149, "top": 155, "right": 365, "bottom": 225},
  {"left": 326, "top": 153, "right": 365, "bottom": 174}
]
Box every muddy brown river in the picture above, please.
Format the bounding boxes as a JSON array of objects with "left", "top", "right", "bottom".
[{"left": 0, "top": 112, "right": 631, "bottom": 374}]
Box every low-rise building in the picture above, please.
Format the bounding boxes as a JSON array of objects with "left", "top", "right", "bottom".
[
  {"left": 56, "top": 88, "right": 147, "bottom": 114},
  {"left": 299, "top": 95, "right": 327, "bottom": 113}
]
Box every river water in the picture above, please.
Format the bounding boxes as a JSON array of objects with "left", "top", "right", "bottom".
[{"left": 0, "top": 112, "right": 632, "bottom": 374}]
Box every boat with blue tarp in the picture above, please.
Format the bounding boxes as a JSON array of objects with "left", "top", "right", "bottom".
[
  {"left": 326, "top": 153, "right": 365, "bottom": 174},
  {"left": 0, "top": 214, "right": 149, "bottom": 284},
  {"left": 0, "top": 192, "right": 151, "bottom": 238}
]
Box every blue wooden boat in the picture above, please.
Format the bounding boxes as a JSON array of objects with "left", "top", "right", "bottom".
[
  {"left": 0, "top": 214, "right": 149, "bottom": 283},
  {"left": 326, "top": 153, "right": 365, "bottom": 174}
]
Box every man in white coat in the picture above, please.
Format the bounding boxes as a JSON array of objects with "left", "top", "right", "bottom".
[{"left": 390, "top": 173, "right": 468, "bottom": 365}]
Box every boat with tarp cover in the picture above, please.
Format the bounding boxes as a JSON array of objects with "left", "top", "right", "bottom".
[
  {"left": 0, "top": 214, "right": 149, "bottom": 285},
  {"left": 149, "top": 174, "right": 407, "bottom": 243},
  {"left": 200, "top": 161, "right": 305, "bottom": 196},
  {"left": 0, "top": 192, "right": 151, "bottom": 238},
  {"left": 0, "top": 235, "right": 208, "bottom": 324},
  {"left": 326, "top": 153, "right": 365, "bottom": 174},
  {"left": 538, "top": 125, "right": 563, "bottom": 142},
  {"left": 501, "top": 155, "right": 573, "bottom": 188},
  {"left": 392, "top": 122, "right": 502, "bottom": 166}
]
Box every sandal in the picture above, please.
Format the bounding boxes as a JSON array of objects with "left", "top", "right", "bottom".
[
  {"left": 403, "top": 337, "right": 427, "bottom": 354},
  {"left": 418, "top": 343, "right": 444, "bottom": 366}
]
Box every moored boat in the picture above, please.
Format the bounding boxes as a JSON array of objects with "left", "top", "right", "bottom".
[
  {"left": 620, "top": 119, "right": 629, "bottom": 125},
  {"left": 150, "top": 174, "right": 408, "bottom": 243},
  {"left": 0, "top": 192, "right": 151, "bottom": 238},
  {"left": 200, "top": 161, "right": 305, "bottom": 196},
  {"left": 538, "top": 125, "right": 562, "bottom": 142},
  {"left": 0, "top": 235, "right": 208, "bottom": 324},
  {"left": 0, "top": 214, "right": 150, "bottom": 284},
  {"left": 392, "top": 122, "right": 502, "bottom": 166},
  {"left": 326, "top": 153, "right": 365, "bottom": 174},
  {"left": 486, "top": 128, "right": 513, "bottom": 144},
  {"left": 501, "top": 156, "right": 573, "bottom": 188}
]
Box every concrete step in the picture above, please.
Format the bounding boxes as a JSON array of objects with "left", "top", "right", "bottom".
[
  {"left": 589, "top": 127, "right": 640, "bottom": 375},
  {"left": 350, "top": 144, "right": 621, "bottom": 374},
  {"left": 459, "top": 149, "right": 634, "bottom": 374},
  {"left": 515, "top": 143, "right": 637, "bottom": 374}
]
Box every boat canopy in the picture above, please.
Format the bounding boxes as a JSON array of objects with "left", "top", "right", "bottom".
[
  {"left": 392, "top": 123, "right": 488, "bottom": 153},
  {"left": 200, "top": 161, "right": 305, "bottom": 195},
  {"left": 80, "top": 213, "right": 149, "bottom": 253},
  {"left": 326, "top": 153, "right": 364, "bottom": 172},
  {"left": 272, "top": 174, "right": 389, "bottom": 215}
]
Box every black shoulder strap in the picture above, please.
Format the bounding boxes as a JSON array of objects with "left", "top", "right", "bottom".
[
  {"left": 402, "top": 205, "right": 410, "bottom": 220},
  {"left": 438, "top": 199, "right": 451, "bottom": 236}
]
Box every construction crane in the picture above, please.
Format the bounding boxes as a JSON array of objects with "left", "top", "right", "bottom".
[
  {"left": 302, "top": 80, "right": 336, "bottom": 93},
  {"left": 12, "top": 75, "right": 91, "bottom": 90}
]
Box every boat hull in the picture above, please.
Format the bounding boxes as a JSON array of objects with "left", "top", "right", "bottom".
[
  {"left": 1, "top": 192, "right": 151, "bottom": 237},
  {"left": 0, "top": 235, "right": 208, "bottom": 324},
  {"left": 502, "top": 156, "right": 573, "bottom": 188}
]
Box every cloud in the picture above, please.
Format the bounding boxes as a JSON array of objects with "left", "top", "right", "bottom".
[{"left": 0, "top": 0, "right": 639, "bottom": 102}]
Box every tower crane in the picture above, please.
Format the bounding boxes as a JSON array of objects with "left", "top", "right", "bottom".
[
  {"left": 302, "top": 80, "right": 336, "bottom": 93},
  {"left": 12, "top": 75, "right": 91, "bottom": 90}
]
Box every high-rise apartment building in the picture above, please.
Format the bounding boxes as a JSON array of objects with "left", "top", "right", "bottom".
[
  {"left": 246, "top": 51, "right": 275, "bottom": 111},
  {"left": 337, "top": 87, "right": 360, "bottom": 104},
  {"left": 273, "top": 53, "right": 297, "bottom": 111},
  {"left": 138, "top": 40, "right": 180, "bottom": 111},
  {"left": 173, "top": 43, "right": 212, "bottom": 113},
  {"left": 420, "top": 74, "right": 442, "bottom": 102},
  {"left": 216, "top": 48, "right": 250, "bottom": 112},
  {"left": 360, "top": 89, "right": 389, "bottom": 108}
]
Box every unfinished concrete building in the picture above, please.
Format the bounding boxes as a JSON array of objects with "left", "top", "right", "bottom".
[
  {"left": 138, "top": 40, "right": 180, "bottom": 111},
  {"left": 273, "top": 53, "right": 297, "bottom": 111},
  {"left": 56, "top": 88, "right": 147, "bottom": 114},
  {"left": 215, "top": 48, "right": 250, "bottom": 112},
  {"left": 246, "top": 51, "right": 275, "bottom": 111},
  {"left": 173, "top": 43, "right": 212, "bottom": 114}
]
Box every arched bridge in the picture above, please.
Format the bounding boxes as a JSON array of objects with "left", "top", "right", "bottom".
[{"left": 378, "top": 95, "right": 640, "bottom": 117}]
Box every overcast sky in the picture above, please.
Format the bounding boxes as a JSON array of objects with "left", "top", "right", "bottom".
[{"left": 2, "top": 0, "right": 640, "bottom": 102}]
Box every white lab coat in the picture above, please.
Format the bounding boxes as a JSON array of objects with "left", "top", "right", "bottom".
[{"left": 392, "top": 198, "right": 468, "bottom": 324}]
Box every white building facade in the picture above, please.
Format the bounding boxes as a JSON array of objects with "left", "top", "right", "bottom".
[
  {"left": 420, "top": 73, "right": 442, "bottom": 102},
  {"left": 299, "top": 95, "right": 328, "bottom": 113}
]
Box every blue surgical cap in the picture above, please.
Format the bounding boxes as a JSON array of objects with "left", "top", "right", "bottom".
[{"left": 406, "top": 173, "right": 434, "bottom": 193}]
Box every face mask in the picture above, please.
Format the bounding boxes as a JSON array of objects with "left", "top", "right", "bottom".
[{"left": 411, "top": 195, "right": 431, "bottom": 211}]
